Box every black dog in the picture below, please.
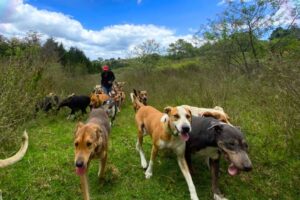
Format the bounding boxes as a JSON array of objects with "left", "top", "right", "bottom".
[
  {"left": 36, "top": 94, "right": 60, "bottom": 113},
  {"left": 58, "top": 95, "right": 90, "bottom": 119},
  {"left": 185, "top": 116, "right": 252, "bottom": 200}
]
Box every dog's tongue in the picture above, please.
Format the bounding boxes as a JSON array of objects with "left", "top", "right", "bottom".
[
  {"left": 180, "top": 132, "right": 190, "bottom": 141},
  {"left": 76, "top": 167, "right": 86, "bottom": 176},
  {"left": 228, "top": 163, "right": 239, "bottom": 176}
]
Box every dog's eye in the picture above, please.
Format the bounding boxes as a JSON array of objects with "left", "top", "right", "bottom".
[
  {"left": 228, "top": 142, "right": 235, "bottom": 146},
  {"left": 174, "top": 114, "right": 180, "bottom": 119},
  {"left": 186, "top": 114, "right": 191, "bottom": 119},
  {"left": 75, "top": 142, "right": 78, "bottom": 147},
  {"left": 87, "top": 142, "right": 92, "bottom": 147}
]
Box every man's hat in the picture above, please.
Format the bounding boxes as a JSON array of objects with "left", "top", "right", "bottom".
[{"left": 102, "top": 65, "right": 109, "bottom": 71}]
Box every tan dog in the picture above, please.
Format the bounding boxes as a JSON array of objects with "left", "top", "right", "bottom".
[
  {"left": 133, "top": 97, "right": 199, "bottom": 200},
  {"left": 109, "top": 90, "right": 122, "bottom": 112},
  {"left": 130, "top": 89, "right": 148, "bottom": 112},
  {"left": 182, "top": 105, "right": 231, "bottom": 125},
  {"left": 90, "top": 93, "right": 110, "bottom": 109},
  {"left": 93, "top": 85, "right": 104, "bottom": 94},
  {"left": 0, "top": 131, "right": 28, "bottom": 168},
  {"left": 74, "top": 108, "right": 110, "bottom": 200}
]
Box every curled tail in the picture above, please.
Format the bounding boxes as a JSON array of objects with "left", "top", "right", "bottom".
[{"left": 0, "top": 131, "right": 29, "bottom": 168}]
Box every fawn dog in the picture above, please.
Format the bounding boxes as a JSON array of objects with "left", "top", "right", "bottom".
[
  {"left": 90, "top": 93, "right": 110, "bottom": 109},
  {"left": 130, "top": 89, "right": 148, "bottom": 112},
  {"left": 0, "top": 131, "right": 28, "bottom": 168},
  {"left": 74, "top": 108, "right": 110, "bottom": 200},
  {"left": 132, "top": 94, "right": 199, "bottom": 200}
]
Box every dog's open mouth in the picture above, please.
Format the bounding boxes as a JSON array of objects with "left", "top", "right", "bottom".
[
  {"left": 228, "top": 163, "right": 239, "bottom": 176},
  {"left": 76, "top": 167, "right": 86, "bottom": 176},
  {"left": 180, "top": 132, "right": 190, "bottom": 141}
]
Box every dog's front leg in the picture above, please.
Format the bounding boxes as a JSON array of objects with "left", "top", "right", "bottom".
[
  {"left": 145, "top": 145, "right": 158, "bottom": 179},
  {"left": 136, "top": 133, "right": 147, "bottom": 169},
  {"left": 177, "top": 155, "right": 199, "bottom": 200},
  {"left": 80, "top": 174, "right": 90, "bottom": 200},
  {"left": 98, "top": 151, "right": 107, "bottom": 179},
  {"left": 210, "top": 158, "right": 228, "bottom": 200}
]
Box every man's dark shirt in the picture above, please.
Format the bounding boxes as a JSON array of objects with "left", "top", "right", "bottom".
[{"left": 101, "top": 70, "right": 115, "bottom": 87}]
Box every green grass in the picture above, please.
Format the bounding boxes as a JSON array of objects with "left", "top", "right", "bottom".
[
  {"left": 1, "top": 65, "right": 299, "bottom": 200},
  {"left": 1, "top": 103, "right": 299, "bottom": 200}
]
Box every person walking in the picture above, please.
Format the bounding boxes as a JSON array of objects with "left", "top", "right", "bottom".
[{"left": 101, "top": 65, "right": 115, "bottom": 94}]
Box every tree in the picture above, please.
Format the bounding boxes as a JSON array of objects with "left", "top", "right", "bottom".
[
  {"left": 221, "top": 0, "right": 283, "bottom": 70},
  {"left": 199, "top": 0, "right": 289, "bottom": 74},
  {"left": 41, "top": 37, "right": 59, "bottom": 62},
  {"left": 269, "top": 26, "right": 300, "bottom": 59},
  {"left": 168, "top": 39, "right": 196, "bottom": 59},
  {"left": 132, "top": 39, "right": 161, "bottom": 68}
]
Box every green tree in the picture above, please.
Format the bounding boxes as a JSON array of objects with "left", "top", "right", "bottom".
[
  {"left": 168, "top": 39, "right": 196, "bottom": 59},
  {"left": 132, "top": 39, "right": 161, "bottom": 69}
]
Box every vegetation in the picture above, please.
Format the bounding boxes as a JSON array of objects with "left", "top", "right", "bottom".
[{"left": 0, "top": 0, "right": 299, "bottom": 199}]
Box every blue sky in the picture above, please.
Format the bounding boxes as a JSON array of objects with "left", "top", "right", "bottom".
[
  {"left": 0, "top": 0, "right": 298, "bottom": 59},
  {"left": 26, "top": 0, "right": 223, "bottom": 35}
]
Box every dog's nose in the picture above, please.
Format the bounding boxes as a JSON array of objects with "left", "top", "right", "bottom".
[
  {"left": 244, "top": 165, "right": 252, "bottom": 172},
  {"left": 182, "top": 126, "right": 190, "bottom": 133},
  {"left": 76, "top": 160, "right": 84, "bottom": 168}
]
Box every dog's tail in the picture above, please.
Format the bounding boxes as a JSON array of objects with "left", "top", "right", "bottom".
[
  {"left": 130, "top": 89, "right": 144, "bottom": 112},
  {"left": 0, "top": 131, "right": 29, "bottom": 168}
]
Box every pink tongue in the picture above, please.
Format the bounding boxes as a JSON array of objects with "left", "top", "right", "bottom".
[
  {"left": 228, "top": 163, "right": 239, "bottom": 176},
  {"left": 76, "top": 167, "right": 86, "bottom": 176},
  {"left": 180, "top": 133, "right": 190, "bottom": 141}
]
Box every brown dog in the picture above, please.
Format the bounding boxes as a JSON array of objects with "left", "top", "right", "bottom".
[
  {"left": 130, "top": 89, "right": 148, "bottom": 112},
  {"left": 133, "top": 97, "right": 199, "bottom": 200},
  {"left": 74, "top": 108, "right": 110, "bottom": 200},
  {"left": 0, "top": 131, "right": 28, "bottom": 168},
  {"left": 90, "top": 93, "right": 110, "bottom": 109}
]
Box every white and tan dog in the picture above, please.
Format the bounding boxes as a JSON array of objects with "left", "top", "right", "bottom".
[
  {"left": 0, "top": 131, "right": 29, "bottom": 168},
  {"left": 133, "top": 96, "right": 199, "bottom": 200},
  {"left": 182, "top": 105, "right": 231, "bottom": 125}
]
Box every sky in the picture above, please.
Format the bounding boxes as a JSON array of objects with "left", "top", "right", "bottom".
[{"left": 0, "top": 0, "right": 298, "bottom": 59}]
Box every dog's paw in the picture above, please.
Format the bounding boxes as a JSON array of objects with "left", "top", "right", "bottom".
[
  {"left": 145, "top": 171, "right": 152, "bottom": 179},
  {"left": 141, "top": 160, "right": 148, "bottom": 169},
  {"left": 214, "top": 193, "right": 228, "bottom": 200}
]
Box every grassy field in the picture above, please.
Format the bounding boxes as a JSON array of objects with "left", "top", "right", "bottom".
[{"left": 0, "top": 65, "right": 299, "bottom": 200}]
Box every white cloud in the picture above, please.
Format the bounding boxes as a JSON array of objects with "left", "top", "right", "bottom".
[
  {"left": 0, "top": 0, "right": 193, "bottom": 59},
  {"left": 273, "top": 0, "right": 300, "bottom": 26}
]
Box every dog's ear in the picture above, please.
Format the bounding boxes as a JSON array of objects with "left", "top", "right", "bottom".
[
  {"left": 160, "top": 114, "right": 169, "bottom": 123},
  {"left": 187, "top": 108, "right": 192, "bottom": 123},
  {"left": 133, "top": 89, "right": 138, "bottom": 96},
  {"left": 208, "top": 123, "right": 223, "bottom": 134},
  {"left": 74, "top": 122, "right": 84, "bottom": 137},
  {"left": 76, "top": 122, "right": 84, "bottom": 130},
  {"left": 164, "top": 106, "right": 172, "bottom": 115}
]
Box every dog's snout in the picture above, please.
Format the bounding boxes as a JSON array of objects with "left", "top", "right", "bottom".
[
  {"left": 182, "top": 126, "right": 190, "bottom": 133},
  {"left": 76, "top": 160, "right": 84, "bottom": 168},
  {"left": 244, "top": 165, "right": 252, "bottom": 172}
]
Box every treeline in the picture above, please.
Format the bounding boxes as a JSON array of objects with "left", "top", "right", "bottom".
[{"left": 0, "top": 33, "right": 127, "bottom": 75}]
